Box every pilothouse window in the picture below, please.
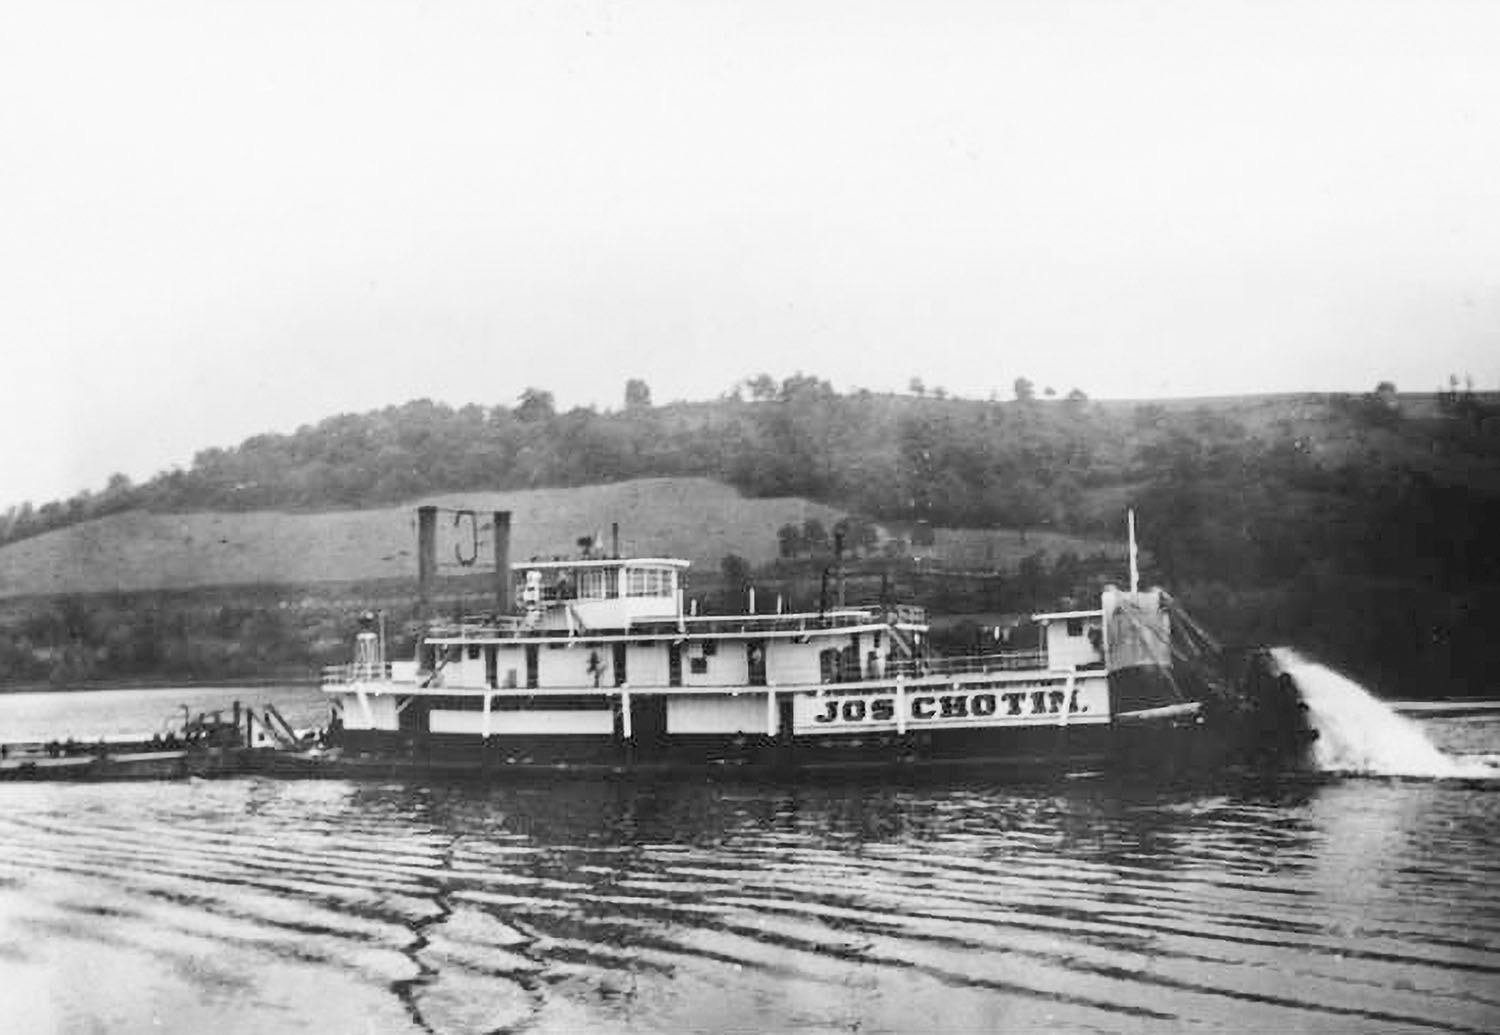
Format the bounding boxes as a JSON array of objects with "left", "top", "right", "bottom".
[
  {"left": 627, "top": 567, "right": 673, "bottom": 597},
  {"left": 576, "top": 569, "right": 617, "bottom": 599}
]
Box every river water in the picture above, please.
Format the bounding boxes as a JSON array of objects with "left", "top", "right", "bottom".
[{"left": 1, "top": 681, "right": 1498, "bottom": 1033}]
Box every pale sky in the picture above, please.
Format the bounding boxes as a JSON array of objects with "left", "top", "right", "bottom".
[{"left": 2, "top": 0, "right": 1498, "bottom": 511}]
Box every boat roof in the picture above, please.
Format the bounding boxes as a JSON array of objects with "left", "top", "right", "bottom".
[
  {"left": 517, "top": 557, "right": 691, "bottom": 571},
  {"left": 1031, "top": 608, "right": 1104, "bottom": 622}
]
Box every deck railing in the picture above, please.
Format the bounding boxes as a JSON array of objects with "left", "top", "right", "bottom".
[
  {"left": 321, "top": 662, "right": 394, "bottom": 685},
  {"left": 422, "top": 606, "right": 925, "bottom": 641},
  {"left": 886, "top": 650, "right": 1048, "bottom": 679},
  {"left": 426, "top": 615, "right": 529, "bottom": 639}
]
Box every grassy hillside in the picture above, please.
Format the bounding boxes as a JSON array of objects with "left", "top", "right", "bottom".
[
  {"left": 0, "top": 479, "right": 835, "bottom": 598},
  {"left": 0, "top": 477, "right": 1122, "bottom": 599},
  {"left": 0, "top": 475, "right": 1125, "bottom": 689}
]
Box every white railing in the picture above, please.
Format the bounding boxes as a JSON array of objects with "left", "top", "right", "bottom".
[
  {"left": 886, "top": 650, "right": 1047, "bottom": 679},
  {"left": 419, "top": 608, "right": 910, "bottom": 641},
  {"left": 322, "top": 662, "right": 394, "bottom": 685},
  {"left": 426, "top": 615, "right": 529, "bottom": 639}
]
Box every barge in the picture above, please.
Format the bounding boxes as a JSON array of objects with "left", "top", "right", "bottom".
[
  {"left": 320, "top": 508, "right": 1296, "bottom": 778},
  {"left": 0, "top": 703, "right": 310, "bottom": 782}
]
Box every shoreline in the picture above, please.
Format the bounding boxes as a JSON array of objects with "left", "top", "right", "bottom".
[{"left": 0, "top": 673, "right": 319, "bottom": 695}]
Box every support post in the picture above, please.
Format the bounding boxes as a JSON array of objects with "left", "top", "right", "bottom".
[
  {"left": 621, "top": 688, "right": 633, "bottom": 740},
  {"left": 493, "top": 510, "right": 512, "bottom": 615},
  {"left": 895, "top": 678, "right": 906, "bottom": 734}
]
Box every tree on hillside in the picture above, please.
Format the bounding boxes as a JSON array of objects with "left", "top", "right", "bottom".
[
  {"left": 1343, "top": 380, "right": 1403, "bottom": 428},
  {"left": 1013, "top": 377, "right": 1035, "bottom": 403},
  {"left": 1016, "top": 550, "right": 1048, "bottom": 607},
  {"left": 516, "top": 387, "right": 556, "bottom": 422},
  {"left": 1051, "top": 551, "right": 1083, "bottom": 597},
  {"left": 624, "top": 379, "right": 653, "bottom": 411},
  {"left": 776, "top": 522, "right": 804, "bottom": 558},
  {"left": 777, "top": 372, "right": 834, "bottom": 403},
  {"left": 746, "top": 374, "right": 778, "bottom": 401},
  {"left": 834, "top": 514, "right": 880, "bottom": 556},
  {"left": 802, "top": 517, "right": 830, "bottom": 556},
  {"left": 720, "top": 554, "right": 752, "bottom": 608},
  {"left": 1437, "top": 372, "right": 1494, "bottom": 428}
]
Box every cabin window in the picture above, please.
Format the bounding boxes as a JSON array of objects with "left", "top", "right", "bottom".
[
  {"left": 1066, "top": 617, "right": 1085, "bottom": 637},
  {"left": 467, "top": 644, "right": 481, "bottom": 660},
  {"left": 627, "top": 567, "right": 673, "bottom": 597},
  {"left": 747, "top": 641, "right": 766, "bottom": 686},
  {"left": 690, "top": 656, "right": 709, "bottom": 675},
  {"left": 576, "top": 569, "right": 617, "bottom": 599},
  {"left": 819, "top": 648, "right": 842, "bottom": 683}
]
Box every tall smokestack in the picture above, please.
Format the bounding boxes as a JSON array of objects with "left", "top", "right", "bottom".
[
  {"left": 611, "top": 521, "right": 620, "bottom": 559},
  {"left": 417, "top": 505, "right": 438, "bottom": 616},
  {"left": 493, "top": 510, "right": 512, "bottom": 614}
]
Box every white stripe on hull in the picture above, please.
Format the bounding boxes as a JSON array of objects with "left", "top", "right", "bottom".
[{"left": 429, "top": 709, "right": 614, "bottom": 735}]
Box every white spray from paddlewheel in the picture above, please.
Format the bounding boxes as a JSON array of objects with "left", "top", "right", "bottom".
[{"left": 1269, "top": 647, "right": 1495, "bottom": 778}]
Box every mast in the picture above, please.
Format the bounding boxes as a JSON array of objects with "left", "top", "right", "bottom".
[{"left": 1128, "top": 509, "right": 1140, "bottom": 594}]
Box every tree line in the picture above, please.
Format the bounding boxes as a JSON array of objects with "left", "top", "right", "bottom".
[
  {"left": 2, "top": 374, "right": 1498, "bottom": 696},
  {"left": 1, "top": 374, "right": 1113, "bottom": 544}
]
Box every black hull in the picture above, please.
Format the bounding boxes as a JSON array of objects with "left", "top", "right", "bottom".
[
  {"left": 326, "top": 720, "right": 1215, "bottom": 781},
  {"left": 0, "top": 747, "right": 257, "bottom": 783}
]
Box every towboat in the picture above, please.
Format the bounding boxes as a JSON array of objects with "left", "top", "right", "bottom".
[{"left": 319, "top": 508, "right": 1302, "bottom": 777}]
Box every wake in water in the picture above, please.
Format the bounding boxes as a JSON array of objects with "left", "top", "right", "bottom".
[{"left": 1270, "top": 647, "right": 1499, "bottom": 780}]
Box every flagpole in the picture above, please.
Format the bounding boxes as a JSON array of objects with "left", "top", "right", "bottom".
[{"left": 1128, "top": 509, "right": 1140, "bottom": 593}]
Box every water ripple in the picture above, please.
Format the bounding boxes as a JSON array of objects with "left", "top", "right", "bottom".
[{"left": 1, "top": 774, "right": 1498, "bottom": 1034}]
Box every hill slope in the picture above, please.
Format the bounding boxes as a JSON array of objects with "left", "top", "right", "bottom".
[
  {"left": 0, "top": 476, "right": 1124, "bottom": 599},
  {"left": 0, "top": 479, "right": 839, "bottom": 597}
]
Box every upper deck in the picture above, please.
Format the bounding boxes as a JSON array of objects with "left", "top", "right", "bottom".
[
  {"left": 490, "top": 553, "right": 928, "bottom": 641},
  {"left": 425, "top": 603, "right": 930, "bottom": 646}
]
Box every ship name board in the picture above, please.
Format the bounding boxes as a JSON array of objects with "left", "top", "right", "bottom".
[{"left": 793, "top": 677, "right": 1109, "bottom": 733}]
